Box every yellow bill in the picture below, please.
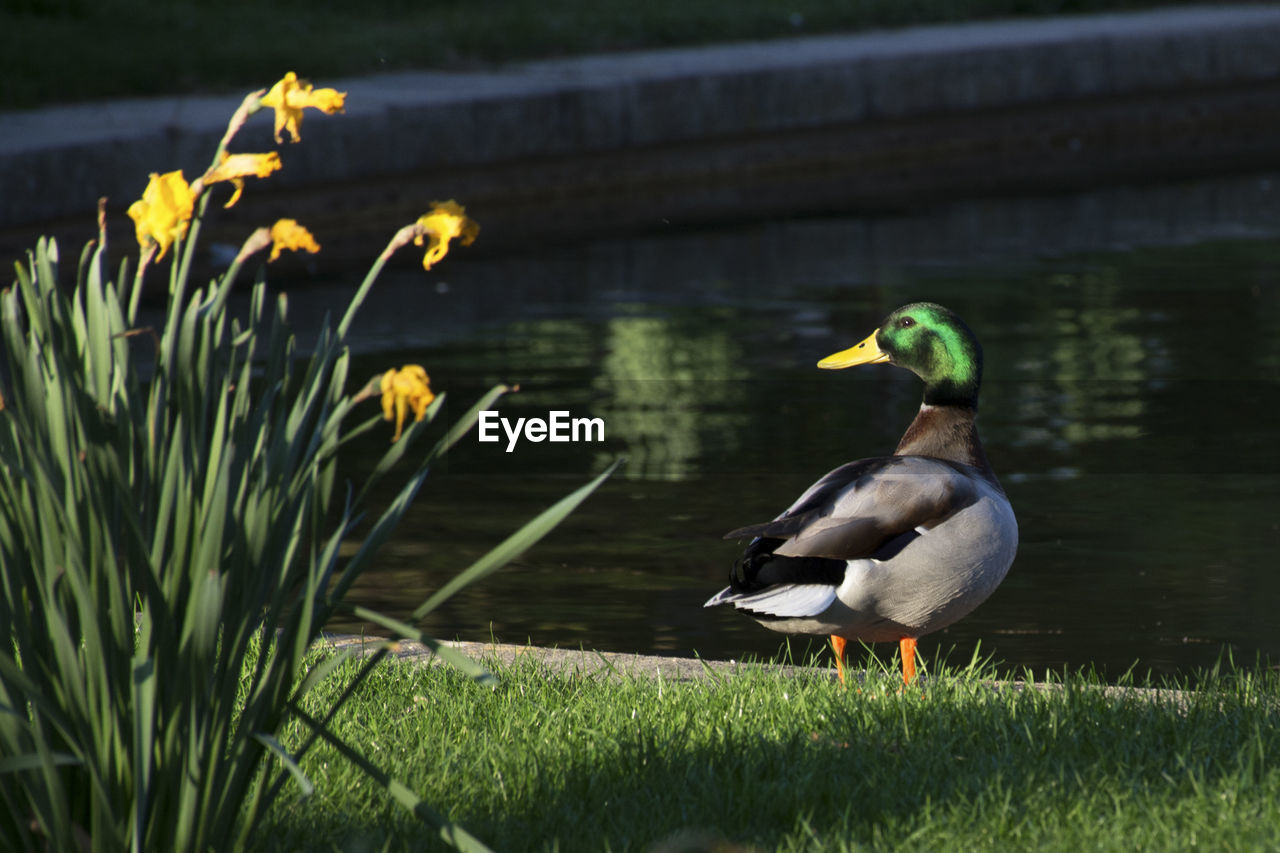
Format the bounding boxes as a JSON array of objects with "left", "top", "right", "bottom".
[{"left": 818, "top": 328, "right": 890, "bottom": 369}]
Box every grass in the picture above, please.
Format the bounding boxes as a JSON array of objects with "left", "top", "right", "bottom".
[
  {"left": 254, "top": 647, "right": 1280, "bottom": 851},
  {"left": 3, "top": 0, "right": 1207, "bottom": 109}
]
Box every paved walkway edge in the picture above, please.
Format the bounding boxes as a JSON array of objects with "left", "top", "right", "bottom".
[
  {"left": 323, "top": 634, "right": 797, "bottom": 682},
  {"left": 321, "top": 634, "right": 1200, "bottom": 705},
  {"left": 4, "top": 5, "right": 1280, "bottom": 250}
]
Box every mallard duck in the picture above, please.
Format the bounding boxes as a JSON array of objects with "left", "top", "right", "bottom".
[{"left": 705, "top": 303, "right": 1017, "bottom": 684}]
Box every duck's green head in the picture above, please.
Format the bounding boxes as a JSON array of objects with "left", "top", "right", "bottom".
[{"left": 818, "top": 302, "right": 983, "bottom": 407}]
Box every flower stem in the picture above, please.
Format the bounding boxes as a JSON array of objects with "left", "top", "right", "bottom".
[
  {"left": 129, "top": 245, "right": 157, "bottom": 325},
  {"left": 336, "top": 256, "right": 388, "bottom": 341},
  {"left": 336, "top": 223, "right": 427, "bottom": 340},
  {"left": 174, "top": 91, "right": 264, "bottom": 309}
]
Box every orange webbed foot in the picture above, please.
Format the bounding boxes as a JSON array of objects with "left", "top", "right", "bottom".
[
  {"left": 831, "top": 635, "right": 848, "bottom": 686},
  {"left": 899, "top": 637, "right": 918, "bottom": 685}
]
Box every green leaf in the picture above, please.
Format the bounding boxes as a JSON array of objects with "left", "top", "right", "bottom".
[
  {"left": 131, "top": 654, "right": 157, "bottom": 846},
  {"left": 0, "top": 752, "right": 82, "bottom": 775},
  {"left": 413, "top": 457, "right": 624, "bottom": 619},
  {"left": 288, "top": 705, "right": 495, "bottom": 853},
  {"left": 289, "top": 643, "right": 368, "bottom": 704},
  {"left": 423, "top": 384, "right": 510, "bottom": 467},
  {"left": 352, "top": 384, "right": 507, "bottom": 510},
  {"left": 252, "top": 733, "right": 314, "bottom": 797},
  {"left": 187, "top": 569, "right": 227, "bottom": 658},
  {"left": 349, "top": 609, "right": 495, "bottom": 686},
  {"left": 345, "top": 394, "right": 439, "bottom": 510}
]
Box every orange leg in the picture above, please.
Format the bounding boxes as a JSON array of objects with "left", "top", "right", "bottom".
[
  {"left": 899, "top": 637, "right": 918, "bottom": 684},
  {"left": 831, "top": 635, "right": 848, "bottom": 685}
]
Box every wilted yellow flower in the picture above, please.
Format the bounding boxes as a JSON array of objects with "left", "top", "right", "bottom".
[
  {"left": 268, "top": 219, "right": 321, "bottom": 262},
  {"left": 203, "top": 151, "right": 282, "bottom": 207},
  {"left": 380, "top": 365, "right": 435, "bottom": 442},
  {"left": 414, "top": 200, "right": 479, "bottom": 270},
  {"left": 259, "top": 71, "right": 347, "bottom": 143},
  {"left": 126, "top": 170, "right": 196, "bottom": 259}
]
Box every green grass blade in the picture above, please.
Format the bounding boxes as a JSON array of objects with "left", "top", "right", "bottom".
[
  {"left": 288, "top": 645, "right": 371, "bottom": 705},
  {"left": 287, "top": 705, "right": 495, "bottom": 853}
]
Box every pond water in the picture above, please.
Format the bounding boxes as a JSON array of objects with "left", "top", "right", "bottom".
[{"left": 306, "top": 174, "right": 1280, "bottom": 680}]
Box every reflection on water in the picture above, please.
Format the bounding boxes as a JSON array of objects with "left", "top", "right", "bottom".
[
  {"left": 593, "top": 315, "right": 751, "bottom": 479},
  {"left": 321, "top": 178, "right": 1280, "bottom": 680}
]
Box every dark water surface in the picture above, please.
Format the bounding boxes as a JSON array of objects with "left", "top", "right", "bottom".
[{"left": 309, "top": 176, "right": 1280, "bottom": 679}]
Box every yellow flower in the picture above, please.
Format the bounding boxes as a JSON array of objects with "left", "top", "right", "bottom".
[
  {"left": 414, "top": 200, "right": 479, "bottom": 270},
  {"left": 268, "top": 219, "right": 321, "bottom": 262},
  {"left": 380, "top": 365, "right": 435, "bottom": 442},
  {"left": 203, "top": 151, "right": 282, "bottom": 208},
  {"left": 259, "top": 71, "right": 347, "bottom": 143},
  {"left": 126, "top": 170, "right": 196, "bottom": 259}
]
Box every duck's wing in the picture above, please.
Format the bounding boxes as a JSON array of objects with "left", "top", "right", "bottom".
[
  {"left": 709, "top": 456, "right": 983, "bottom": 617},
  {"left": 725, "top": 455, "right": 980, "bottom": 562}
]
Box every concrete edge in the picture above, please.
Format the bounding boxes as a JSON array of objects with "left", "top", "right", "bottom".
[
  {"left": 4, "top": 5, "right": 1280, "bottom": 232},
  {"left": 320, "top": 634, "right": 1200, "bottom": 705},
  {"left": 322, "top": 633, "right": 799, "bottom": 682}
]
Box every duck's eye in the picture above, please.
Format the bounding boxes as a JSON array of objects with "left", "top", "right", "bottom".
[{"left": 898, "top": 317, "right": 915, "bottom": 329}]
